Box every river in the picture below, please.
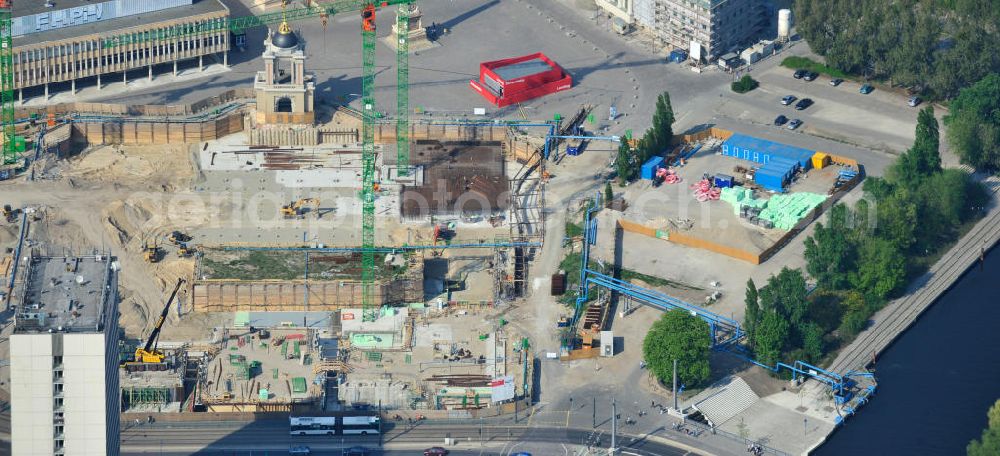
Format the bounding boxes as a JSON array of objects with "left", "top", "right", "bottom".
[{"left": 814, "top": 247, "right": 1000, "bottom": 455}]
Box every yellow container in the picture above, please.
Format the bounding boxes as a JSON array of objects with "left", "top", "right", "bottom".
[{"left": 812, "top": 152, "right": 830, "bottom": 169}]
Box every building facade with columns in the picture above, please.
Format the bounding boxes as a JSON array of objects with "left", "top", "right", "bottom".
[{"left": 11, "top": 0, "right": 230, "bottom": 101}]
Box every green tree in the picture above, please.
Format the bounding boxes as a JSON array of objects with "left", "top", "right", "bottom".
[
  {"left": 913, "top": 106, "right": 942, "bottom": 175},
  {"left": 945, "top": 73, "right": 1000, "bottom": 171},
  {"left": 874, "top": 192, "right": 918, "bottom": 252},
  {"left": 642, "top": 309, "right": 712, "bottom": 388},
  {"left": 889, "top": 106, "right": 943, "bottom": 185},
  {"left": 968, "top": 398, "right": 1000, "bottom": 456},
  {"left": 801, "top": 322, "right": 824, "bottom": 362},
  {"left": 851, "top": 237, "right": 908, "bottom": 300},
  {"left": 759, "top": 268, "right": 810, "bottom": 328},
  {"left": 804, "top": 206, "right": 857, "bottom": 290},
  {"left": 743, "top": 279, "right": 760, "bottom": 348},
  {"left": 753, "top": 311, "right": 789, "bottom": 367},
  {"left": 614, "top": 142, "right": 632, "bottom": 185},
  {"left": 637, "top": 92, "right": 675, "bottom": 164},
  {"left": 604, "top": 181, "right": 614, "bottom": 204},
  {"left": 731, "top": 75, "right": 760, "bottom": 93}
]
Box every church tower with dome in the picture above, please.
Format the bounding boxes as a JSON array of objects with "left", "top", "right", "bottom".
[{"left": 253, "top": 19, "right": 316, "bottom": 125}]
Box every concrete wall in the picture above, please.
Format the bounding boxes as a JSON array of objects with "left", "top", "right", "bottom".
[
  {"left": 191, "top": 278, "right": 423, "bottom": 313},
  {"left": 11, "top": 334, "right": 55, "bottom": 456}
]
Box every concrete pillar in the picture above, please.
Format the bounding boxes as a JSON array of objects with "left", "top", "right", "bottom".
[
  {"left": 123, "top": 70, "right": 127, "bottom": 86},
  {"left": 44, "top": 83, "right": 48, "bottom": 99},
  {"left": 199, "top": 55, "right": 203, "bottom": 71},
  {"left": 148, "top": 65, "right": 153, "bottom": 81},
  {"left": 97, "top": 74, "right": 102, "bottom": 90},
  {"left": 71, "top": 79, "right": 76, "bottom": 94},
  {"left": 223, "top": 51, "right": 228, "bottom": 67},
  {"left": 173, "top": 60, "right": 177, "bottom": 76}
]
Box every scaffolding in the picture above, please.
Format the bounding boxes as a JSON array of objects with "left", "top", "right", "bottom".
[{"left": 122, "top": 386, "right": 171, "bottom": 406}]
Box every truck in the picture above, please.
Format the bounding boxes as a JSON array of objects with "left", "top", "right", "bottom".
[{"left": 565, "top": 138, "right": 586, "bottom": 156}]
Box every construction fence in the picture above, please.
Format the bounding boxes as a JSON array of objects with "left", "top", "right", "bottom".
[{"left": 71, "top": 114, "right": 245, "bottom": 145}]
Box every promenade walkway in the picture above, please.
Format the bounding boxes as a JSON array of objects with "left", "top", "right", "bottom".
[{"left": 829, "top": 171, "right": 1000, "bottom": 374}]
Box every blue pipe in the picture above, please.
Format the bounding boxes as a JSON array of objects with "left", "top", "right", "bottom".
[
  {"left": 548, "top": 135, "right": 621, "bottom": 142},
  {"left": 221, "top": 241, "right": 541, "bottom": 253}
]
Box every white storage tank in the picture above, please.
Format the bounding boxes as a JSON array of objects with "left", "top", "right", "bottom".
[{"left": 778, "top": 9, "right": 792, "bottom": 39}]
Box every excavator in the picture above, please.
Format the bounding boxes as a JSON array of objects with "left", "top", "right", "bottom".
[
  {"left": 122, "top": 278, "right": 185, "bottom": 369},
  {"left": 143, "top": 240, "right": 161, "bottom": 263},
  {"left": 280, "top": 198, "right": 320, "bottom": 219}
]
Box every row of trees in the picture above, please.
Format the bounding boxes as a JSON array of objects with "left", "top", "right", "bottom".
[
  {"left": 615, "top": 92, "right": 674, "bottom": 184},
  {"left": 793, "top": 0, "right": 1000, "bottom": 99},
  {"left": 742, "top": 106, "right": 987, "bottom": 367},
  {"left": 945, "top": 73, "right": 1000, "bottom": 172},
  {"left": 804, "top": 106, "right": 986, "bottom": 327},
  {"left": 968, "top": 398, "right": 1000, "bottom": 456}
]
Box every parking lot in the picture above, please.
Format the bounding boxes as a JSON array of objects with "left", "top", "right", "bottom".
[{"left": 717, "top": 63, "right": 923, "bottom": 155}]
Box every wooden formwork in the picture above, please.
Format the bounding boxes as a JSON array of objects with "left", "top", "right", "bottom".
[{"left": 70, "top": 113, "right": 245, "bottom": 145}]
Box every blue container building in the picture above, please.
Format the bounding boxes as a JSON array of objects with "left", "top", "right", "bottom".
[{"left": 641, "top": 156, "right": 665, "bottom": 180}]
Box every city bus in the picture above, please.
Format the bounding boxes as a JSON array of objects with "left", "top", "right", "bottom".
[
  {"left": 289, "top": 414, "right": 380, "bottom": 436},
  {"left": 341, "top": 415, "right": 380, "bottom": 435},
  {"left": 290, "top": 416, "right": 336, "bottom": 436}
]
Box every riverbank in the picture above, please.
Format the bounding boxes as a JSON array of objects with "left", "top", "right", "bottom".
[
  {"left": 800, "top": 171, "right": 1000, "bottom": 453},
  {"left": 813, "top": 230, "right": 1000, "bottom": 454}
]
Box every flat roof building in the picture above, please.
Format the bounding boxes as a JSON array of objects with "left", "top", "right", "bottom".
[
  {"left": 12, "top": 0, "right": 229, "bottom": 101},
  {"left": 596, "top": 0, "right": 767, "bottom": 62},
  {"left": 10, "top": 255, "right": 121, "bottom": 456}
]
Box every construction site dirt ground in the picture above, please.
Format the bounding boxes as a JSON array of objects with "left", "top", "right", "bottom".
[
  {"left": 614, "top": 142, "right": 843, "bottom": 258},
  {"left": 206, "top": 328, "right": 321, "bottom": 404},
  {"left": 345, "top": 308, "right": 528, "bottom": 408}
]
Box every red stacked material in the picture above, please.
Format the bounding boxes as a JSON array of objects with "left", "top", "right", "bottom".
[
  {"left": 657, "top": 167, "right": 682, "bottom": 184},
  {"left": 690, "top": 179, "right": 721, "bottom": 202}
]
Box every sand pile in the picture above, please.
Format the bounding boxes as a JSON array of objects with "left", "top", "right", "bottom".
[{"left": 65, "top": 144, "right": 194, "bottom": 191}]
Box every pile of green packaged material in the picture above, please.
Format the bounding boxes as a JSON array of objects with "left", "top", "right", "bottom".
[
  {"left": 760, "top": 192, "right": 827, "bottom": 229},
  {"left": 721, "top": 186, "right": 827, "bottom": 230},
  {"left": 720, "top": 187, "right": 766, "bottom": 214}
]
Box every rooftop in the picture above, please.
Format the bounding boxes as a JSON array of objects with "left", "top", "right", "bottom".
[
  {"left": 14, "top": 0, "right": 228, "bottom": 48},
  {"left": 14, "top": 255, "right": 115, "bottom": 334},
  {"left": 13, "top": 0, "right": 183, "bottom": 18},
  {"left": 493, "top": 58, "right": 554, "bottom": 81}
]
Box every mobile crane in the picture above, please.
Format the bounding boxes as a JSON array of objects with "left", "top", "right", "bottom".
[{"left": 122, "top": 278, "right": 185, "bottom": 369}]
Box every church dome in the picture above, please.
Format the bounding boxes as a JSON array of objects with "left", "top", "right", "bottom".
[{"left": 272, "top": 21, "right": 299, "bottom": 49}]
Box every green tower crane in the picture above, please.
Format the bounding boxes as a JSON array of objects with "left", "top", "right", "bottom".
[{"left": 0, "top": 0, "right": 19, "bottom": 166}]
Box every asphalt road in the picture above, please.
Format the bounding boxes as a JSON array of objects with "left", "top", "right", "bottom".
[{"left": 117, "top": 420, "right": 693, "bottom": 456}]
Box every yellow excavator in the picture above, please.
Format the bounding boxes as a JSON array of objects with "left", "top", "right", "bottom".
[
  {"left": 177, "top": 243, "right": 195, "bottom": 257},
  {"left": 280, "top": 198, "right": 320, "bottom": 219},
  {"left": 122, "top": 278, "right": 185, "bottom": 368},
  {"left": 143, "top": 240, "right": 161, "bottom": 263}
]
